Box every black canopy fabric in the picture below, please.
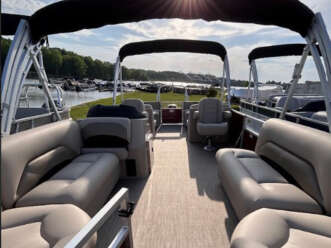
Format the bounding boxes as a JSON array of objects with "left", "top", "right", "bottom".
[
  {"left": 119, "top": 39, "right": 227, "bottom": 62},
  {"left": 1, "top": 13, "right": 29, "bottom": 36},
  {"left": 248, "top": 44, "right": 321, "bottom": 63},
  {"left": 26, "top": 0, "right": 314, "bottom": 42}
]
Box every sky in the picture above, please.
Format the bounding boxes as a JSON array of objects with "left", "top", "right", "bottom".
[{"left": 2, "top": 0, "right": 331, "bottom": 83}]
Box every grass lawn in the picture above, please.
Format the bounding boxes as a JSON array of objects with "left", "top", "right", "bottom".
[{"left": 70, "top": 91, "right": 215, "bottom": 120}]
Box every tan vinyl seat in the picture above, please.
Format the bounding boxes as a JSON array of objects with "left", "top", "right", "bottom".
[
  {"left": 216, "top": 119, "right": 331, "bottom": 219},
  {"left": 122, "top": 98, "right": 156, "bottom": 135},
  {"left": 16, "top": 153, "right": 120, "bottom": 216},
  {"left": 196, "top": 98, "right": 230, "bottom": 151},
  {"left": 2, "top": 204, "right": 96, "bottom": 248},
  {"left": 2, "top": 120, "right": 121, "bottom": 217},
  {"left": 196, "top": 98, "right": 228, "bottom": 136},
  {"left": 231, "top": 208, "right": 331, "bottom": 248}
]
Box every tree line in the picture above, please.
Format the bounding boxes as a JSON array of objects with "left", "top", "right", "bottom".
[{"left": 1, "top": 38, "right": 215, "bottom": 82}]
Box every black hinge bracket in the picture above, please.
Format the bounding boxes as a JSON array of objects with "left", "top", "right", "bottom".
[{"left": 118, "top": 202, "right": 135, "bottom": 217}]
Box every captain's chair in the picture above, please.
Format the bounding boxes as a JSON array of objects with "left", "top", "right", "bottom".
[{"left": 196, "top": 98, "right": 229, "bottom": 151}]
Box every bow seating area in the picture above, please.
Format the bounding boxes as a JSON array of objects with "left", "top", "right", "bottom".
[{"left": 1, "top": 115, "right": 153, "bottom": 248}]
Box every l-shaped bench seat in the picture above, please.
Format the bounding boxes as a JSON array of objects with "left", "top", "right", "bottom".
[
  {"left": 217, "top": 119, "right": 331, "bottom": 219},
  {"left": 216, "top": 118, "right": 331, "bottom": 247},
  {"left": 2, "top": 119, "right": 121, "bottom": 216},
  {"left": 1, "top": 119, "right": 124, "bottom": 247}
]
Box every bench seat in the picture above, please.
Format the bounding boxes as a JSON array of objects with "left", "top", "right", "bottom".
[
  {"left": 216, "top": 148, "right": 322, "bottom": 219},
  {"left": 1, "top": 204, "right": 96, "bottom": 248},
  {"left": 16, "top": 153, "right": 120, "bottom": 216}
]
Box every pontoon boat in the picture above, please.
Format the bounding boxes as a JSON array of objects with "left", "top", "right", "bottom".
[{"left": 1, "top": 0, "right": 331, "bottom": 248}]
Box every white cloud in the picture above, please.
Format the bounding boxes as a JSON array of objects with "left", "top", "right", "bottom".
[
  {"left": 2, "top": 0, "right": 46, "bottom": 15},
  {"left": 120, "top": 19, "right": 269, "bottom": 41}
]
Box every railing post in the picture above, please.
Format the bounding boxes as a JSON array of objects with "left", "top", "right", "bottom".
[{"left": 280, "top": 46, "right": 309, "bottom": 119}]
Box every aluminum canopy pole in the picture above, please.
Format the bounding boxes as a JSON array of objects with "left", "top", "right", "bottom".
[
  {"left": 306, "top": 13, "right": 331, "bottom": 131},
  {"left": 31, "top": 50, "right": 61, "bottom": 121},
  {"left": 224, "top": 55, "right": 231, "bottom": 107},
  {"left": 184, "top": 87, "right": 189, "bottom": 101},
  {"left": 251, "top": 60, "right": 259, "bottom": 103},
  {"left": 120, "top": 66, "right": 124, "bottom": 102},
  {"left": 113, "top": 56, "right": 121, "bottom": 105},
  {"left": 38, "top": 51, "right": 50, "bottom": 112},
  {"left": 220, "top": 63, "right": 226, "bottom": 101},
  {"left": 156, "top": 86, "right": 161, "bottom": 102},
  {"left": 280, "top": 46, "right": 309, "bottom": 119},
  {"left": 247, "top": 66, "right": 252, "bottom": 100},
  {"left": 1, "top": 20, "right": 31, "bottom": 135}
]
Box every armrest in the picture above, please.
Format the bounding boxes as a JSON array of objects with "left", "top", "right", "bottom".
[
  {"left": 193, "top": 111, "right": 199, "bottom": 120},
  {"left": 223, "top": 110, "right": 232, "bottom": 121}
]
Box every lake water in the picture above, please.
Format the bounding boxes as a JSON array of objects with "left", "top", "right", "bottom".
[{"left": 23, "top": 79, "right": 212, "bottom": 108}]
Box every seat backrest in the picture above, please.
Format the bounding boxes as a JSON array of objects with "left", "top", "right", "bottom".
[
  {"left": 122, "top": 99, "right": 145, "bottom": 113},
  {"left": 79, "top": 117, "right": 131, "bottom": 144},
  {"left": 198, "top": 98, "right": 224, "bottom": 123},
  {"left": 144, "top": 101, "right": 161, "bottom": 111},
  {"left": 256, "top": 119, "right": 331, "bottom": 214},
  {"left": 1, "top": 120, "right": 82, "bottom": 209}
]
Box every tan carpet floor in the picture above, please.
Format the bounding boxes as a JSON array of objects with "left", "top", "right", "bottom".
[{"left": 122, "top": 125, "right": 237, "bottom": 248}]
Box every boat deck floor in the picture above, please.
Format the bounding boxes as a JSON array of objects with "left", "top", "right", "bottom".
[{"left": 117, "top": 125, "right": 237, "bottom": 247}]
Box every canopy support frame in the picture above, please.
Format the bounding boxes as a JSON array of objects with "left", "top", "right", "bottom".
[
  {"left": 247, "top": 66, "right": 253, "bottom": 100},
  {"left": 224, "top": 55, "right": 232, "bottom": 107},
  {"left": 112, "top": 56, "right": 121, "bottom": 105},
  {"left": 120, "top": 66, "right": 124, "bottom": 102},
  {"left": 250, "top": 60, "right": 259, "bottom": 103},
  {"left": 306, "top": 13, "right": 331, "bottom": 132},
  {"left": 1, "top": 20, "right": 61, "bottom": 136},
  {"left": 220, "top": 63, "right": 226, "bottom": 102},
  {"left": 280, "top": 46, "right": 309, "bottom": 119}
]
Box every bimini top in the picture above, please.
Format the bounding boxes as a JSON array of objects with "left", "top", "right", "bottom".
[
  {"left": 1, "top": 14, "right": 29, "bottom": 36},
  {"left": 4, "top": 0, "right": 314, "bottom": 42},
  {"left": 119, "top": 39, "right": 227, "bottom": 62},
  {"left": 248, "top": 44, "right": 320, "bottom": 64}
]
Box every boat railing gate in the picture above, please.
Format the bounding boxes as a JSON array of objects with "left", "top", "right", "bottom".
[
  {"left": 240, "top": 100, "right": 329, "bottom": 133},
  {"left": 64, "top": 188, "right": 134, "bottom": 248}
]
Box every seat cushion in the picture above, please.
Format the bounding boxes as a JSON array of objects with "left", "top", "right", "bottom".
[
  {"left": 16, "top": 153, "right": 120, "bottom": 216},
  {"left": 216, "top": 149, "right": 322, "bottom": 219},
  {"left": 1, "top": 204, "right": 96, "bottom": 248},
  {"left": 197, "top": 122, "right": 228, "bottom": 136},
  {"left": 256, "top": 119, "right": 331, "bottom": 214},
  {"left": 231, "top": 208, "right": 331, "bottom": 248}
]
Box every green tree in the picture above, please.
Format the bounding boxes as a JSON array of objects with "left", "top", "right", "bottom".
[
  {"left": 42, "top": 48, "right": 63, "bottom": 76},
  {"left": 1, "top": 38, "right": 11, "bottom": 70},
  {"left": 61, "top": 55, "right": 87, "bottom": 79}
]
